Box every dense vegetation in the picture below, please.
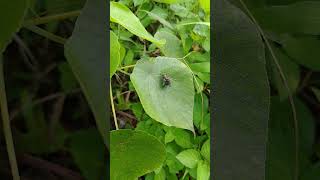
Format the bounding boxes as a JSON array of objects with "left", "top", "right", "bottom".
[
  {"left": 110, "top": 0, "right": 210, "bottom": 179},
  {"left": 0, "top": 0, "right": 107, "bottom": 179}
]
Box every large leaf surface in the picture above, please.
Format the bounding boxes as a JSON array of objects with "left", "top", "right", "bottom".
[
  {"left": 110, "top": 130, "right": 166, "bottom": 180},
  {"left": 130, "top": 57, "right": 195, "bottom": 132},
  {"left": 64, "top": 0, "right": 108, "bottom": 146},
  {"left": 213, "top": 0, "right": 269, "bottom": 179},
  {"left": 280, "top": 35, "right": 320, "bottom": 71},
  {"left": 0, "top": 0, "right": 27, "bottom": 52},
  {"left": 266, "top": 97, "right": 315, "bottom": 180},
  {"left": 69, "top": 129, "right": 107, "bottom": 180},
  {"left": 254, "top": 2, "right": 320, "bottom": 35}
]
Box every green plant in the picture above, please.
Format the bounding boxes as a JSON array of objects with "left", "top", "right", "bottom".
[
  {"left": 0, "top": 0, "right": 107, "bottom": 179},
  {"left": 110, "top": 0, "right": 210, "bottom": 179}
]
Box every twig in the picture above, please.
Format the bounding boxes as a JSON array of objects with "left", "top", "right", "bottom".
[
  {"left": 13, "top": 35, "right": 38, "bottom": 72},
  {"left": 20, "top": 154, "right": 83, "bottom": 180},
  {"left": 48, "top": 95, "right": 66, "bottom": 143},
  {"left": 10, "top": 89, "right": 81, "bottom": 121},
  {"left": 0, "top": 56, "right": 20, "bottom": 180},
  {"left": 116, "top": 111, "right": 137, "bottom": 121},
  {"left": 23, "top": 10, "right": 81, "bottom": 26},
  {"left": 23, "top": 25, "right": 67, "bottom": 45},
  {"left": 110, "top": 83, "right": 119, "bottom": 130}
]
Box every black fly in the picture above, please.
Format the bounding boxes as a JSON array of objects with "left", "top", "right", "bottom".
[{"left": 161, "top": 74, "right": 171, "bottom": 88}]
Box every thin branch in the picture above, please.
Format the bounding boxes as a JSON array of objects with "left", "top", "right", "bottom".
[
  {"left": 23, "top": 10, "right": 81, "bottom": 26},
  {"left": 20, "top": 154, "right": 83, "bottom": 180},
  {"left": 0, "top": 56, "right": 20, "bottom": 180}
]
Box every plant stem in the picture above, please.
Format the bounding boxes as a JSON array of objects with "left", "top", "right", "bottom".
[
  {"left": 110, "top": 84, "right": 119, "bottom": 130},
  {"left": 24, "top": 25, "right": 67, "bottom": 44},
  {"left": 238, "top": 1, "right": 298, "bottom": 179},
  {"left": 0, "top": 56, "right": 20, "bottom": 180},
  {"left": 119, "top": 64, "right": 136, "bottom": 70},
  {"left": 23, "top": 10, "right": 81, "bottom": 26}
]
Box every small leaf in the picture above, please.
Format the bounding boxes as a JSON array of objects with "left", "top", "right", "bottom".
[
  {"left": 199, "top": 0, "right": 210, "bottom": 13},
  {"left": 154, "top": 29, "right": 184, "bottom": 58},
  {"left": 173, "top": 128, "right": 193, "bottom": 148},
  {"left": 110, "top": 2, "right": 165, "bottom": 46},
  {"left": 110, "top": 31, "right": 120, "bottom": 77},
  {"left": 190, "top": 62, "right": 210, "bottom": 73},
  {"left": 197, "top": 160, "right": 210, "bottom": 180},
  {"left": 153, "top": 0, "right": 181, "bottom": 4},
  {"left": 154, "top": 168, "right": 166, "bottom": 180},
  {"left": 176, "top": 149, "right": 201, "bottom": 168},
  {"left": 201, "top": 140, "right": 210, "bottom": 162},
  {"left": 110, "top": 130, "right": 166, "bottom": 180},
  {"left": 130, "top": 57, "right": 195, "bottom": 132}
]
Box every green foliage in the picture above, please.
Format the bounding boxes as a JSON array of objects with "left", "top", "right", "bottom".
[
  {"left": 110, "top": 0, "right": 210, "bottom": 178},
  {"left": 65, "top": 0, "right": 108, "bottom": 146},
  {"left": 130, "top": 57, "right": 195, "bottom": 132},
  {"left": 0, "top": 0, "right": 27, "bottom": 52},
  {"left": 110, "top": 130, "right": 166, "bottom": 179},
  {"left": 213, "top": 1, "right": 269, "bottom": 180}
]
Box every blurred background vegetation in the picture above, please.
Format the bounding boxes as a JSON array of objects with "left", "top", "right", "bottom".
[{"left": 0, "top": 0, "right": 107, "bottom": 179}]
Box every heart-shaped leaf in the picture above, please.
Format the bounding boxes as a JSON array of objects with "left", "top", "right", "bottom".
[
  {"left": 0, "top": 0, "right": 27, "bottom": 52},
  {"left": 110, "top": 130, "right": 166, "bottom": 180},
  {"left": 130, "top": 57, "right": 195, "bottom": 132},
  {"left": 64, "top": 0, "right": 108, "bottom": 146},
  {"left": 110, "top": 2, "right": 165, "bottom": 46},
  {"left": 110, "top": 31, "right": 120, "bottom": 77}
]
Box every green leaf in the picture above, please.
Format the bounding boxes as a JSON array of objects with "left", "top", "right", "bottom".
[
  {"left": 201, "top": 140, "right": 210, "bottom": 162},
  {"left": 172, "top": 128, "right": 194, "bottom": 148},
  {"left": 110, "top": 2, "right": 165, "bottom": 46},
  {"left": 301, "top": 163, "right": 320, "bottom": 180},
  {"left": 153, "top": 0, "right": 181, "bottom": 4},
  {"left": 266, "top": 97, "right": 315, "bottom": 180},
  {"left": 154, "top": 29, "right": 184, "bottom": 58},
  {"left": 0, "top": 0, "right": 27, "bottom": 52},
  {"left": 213, "top": 0, "right": 269, "bottom": 179},
  {"left": 280, "top": 35, "right": 320, "bottom": 71},
  {"left": 69, "top": 129, "right": 107, "bottom": 180},
  {"left": 176, "top": 149, "right": 201, "bottom": 168},
  {"left": 110, "top": 130, "right": 166, "bottom": 180},
  {"left": 110, "top": 31, "right": 121, "bottom": 77},
  {"left": 199, "top": 0, "right": 210, "bottom": 13},
  {"left": 58, "top": 62, "right": 78, "bottom": 92},
  {"left": 253, "top": 2, "right": 320, "bottom": 35},
  {"left": 64, "top": 0, "right": 108, "bottom": 146},
  {"left": 130, "top": 57, "right": 195, "bottom": 132},
  {"left": 267, "top": 43, "right": 300, "bottom": 100},
  {"left": 190, "top": 62, "right": 210, "bottom": 73},
  {"left": 165, "top": 129, "right": 175, "bottom": 144},
  {"left": 154, "top": 168, "right": 166, "bottom": 180},
  {"left": 197, "top": 160, "right": 210, "bottom": 180}
]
